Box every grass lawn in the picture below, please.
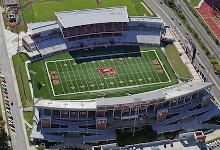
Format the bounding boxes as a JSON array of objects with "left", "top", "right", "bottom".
[
  {"left": 22, "top": 0, "right": 153, "bottom": 23},
  {"left": 12, "top": 54, "right": 32, "bottom": 107},
  {"left": 28, "top": 46, "right": 178, "bottom": 100},
  {"left": 190, "top": 0, "right": 201, "bottom": 7},
  {"left": 23, "top": 111, "right": 34, "bottom": 125},
  {"left": 165, "top": 44, "right": 192, "bottom": 79},
  {"left": 213, "top": 17, "right": 220, "bottom": 26}
]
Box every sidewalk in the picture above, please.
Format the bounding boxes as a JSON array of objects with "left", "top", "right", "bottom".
[{"left": 0, "top": 7, "right": 35, "bottom": 150}]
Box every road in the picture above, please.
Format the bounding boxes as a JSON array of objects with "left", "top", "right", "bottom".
[
  {"left": 177, "top": 0, "right": 220, "bottom": 63},
  {"left": 0, "top": 10, "right": 28, "bottom": 150},
  {"left": 144, "top": 0, "right": 220, "bottom": 101}
]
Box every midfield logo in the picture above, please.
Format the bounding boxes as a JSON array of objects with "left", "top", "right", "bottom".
[{"left": 98, "top": 67, "right": 115, "bottom": 76}]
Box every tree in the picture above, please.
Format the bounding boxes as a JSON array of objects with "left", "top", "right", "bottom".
[
  {"left": 37, "top": 144, "right": 46, "bottom": 150},
  {"left": 0, "top": 125, "right": 8, "bottom": 150}
]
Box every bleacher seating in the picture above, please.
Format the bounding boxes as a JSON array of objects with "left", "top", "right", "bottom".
[{"left": 31, "top": 23, "right": 162, "bottom": 57}]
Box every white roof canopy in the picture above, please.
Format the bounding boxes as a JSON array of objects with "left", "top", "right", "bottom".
[{"left": 55, "top": 6, "right": 129, "bottom": 28}]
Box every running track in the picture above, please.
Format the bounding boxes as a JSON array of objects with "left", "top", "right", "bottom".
[{"left": 197, "top": 0, "right": 220, "bottom": 40}]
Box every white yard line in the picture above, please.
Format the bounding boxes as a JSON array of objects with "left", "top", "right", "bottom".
[
  {"left": 74, "top": 68, "right": 87, "bottom": 92},
  {"left": 59, "top": 61, "right": 71, "bottom": 94},
  {"left": 54, "top": 61, "right": 66, "bottom": 95},
  {"left": 65, "top": 60, "right": 76, "bottom": 93},
  {"left": 68, "top": 60, "right": 81, "bottom": 92},
  {"left": 141, "top": 54, "right": 157, "bottom": 83},
  {"left": 154, "top": 50, "right": 171, "bottom": 82},
  {"left": 147, "top": 52, "right": 162, "bottom": 82},
  {"left": 131, "top": 57, "right": 148, "bottom": 83},
  {"left": 105, "top": 58, "right": 120, "bottom": 88},
  {"left": 83, "top": 60, "right": 99, "bottom": 90},
  {"left": 138, "top": 56, "right": 157, "bottom": 82},
  {"left": 96, "top": 60, "right": 111, "bottom": 89},
  {"left": 119, "top": 57, "right": 139, "bottom": 85},
  {"left": 112, "top": 58, "right": 130, "bottom": 87},
  {"left": 45, "top": 61, "right": 56, "bottom": 96},
  {"left": 46, "top": 50, "right": 171, "bottom": 96},
  {"left": 87, "top": 60, "right": 104, "bottom": 89}
]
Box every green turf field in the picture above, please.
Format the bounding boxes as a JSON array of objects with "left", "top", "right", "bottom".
[
  {"left": 46, "top": 50, "right": 170, "bottom": 96},
  {"left": 28, "top": 46, "right": 178, "bottom": 100},
  {"left": 22, "top": 0, "right": 155, "bottom": 23}
]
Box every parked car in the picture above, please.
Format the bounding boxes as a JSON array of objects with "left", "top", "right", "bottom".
[
  {"left": 2, "top": 87, "right": 7, "bottom": 91},
  {"left": 8, "top": 119, "right": 13, "bottom": 124},
  {"left": 2, "top": 83, "right": 6, "bottom": 87},
  {"left": 5, "top": 102, "right": 10, "bottom": 107},
  {"left": 3, "top": 91, "right": 8, "bottom": 95},
  {"left": 5, "top": 106, "right": 10, "bottom": 110},
  {"left": 8, "top": 115, "right": 13, "bottom": 120},
  {"left": 1, "top": 79, "right": 6, "bottom": 83},
  {"left": 10, "top": 127, "right": 15, "bottom": 132},
  {"left": 6, "top": 110, "right": 11, "bottom": 114},
  {"left": 0, "top": 75, "right": 5, "bottom": 79},
  {"left": 9, "top": 123, "right": 15, "bottom": 128},
  {"left": 5, "top": 99, "right": 9, "bottom": 103},
  {"left": 4, "top": 94, "right": 8, "bottom": 98}
]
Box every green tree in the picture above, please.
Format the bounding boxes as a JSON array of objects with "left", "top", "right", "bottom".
[
  {"left": 37, "top": 144, "right": 46, "bottom": 150},
  {"left": 0, "top": 125, "right": 8, "bottom": 150}
]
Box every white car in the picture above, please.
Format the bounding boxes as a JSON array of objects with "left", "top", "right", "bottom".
[
  {"left": 2, "top": 83, "right": 6, "bottom": 87},
  {"left": 0, "top": 75, "right": 5, "bottom": 79}
]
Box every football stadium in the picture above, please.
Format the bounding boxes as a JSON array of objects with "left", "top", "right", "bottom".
[{"left": 20, "top": 6, "right": 220, "bottom": 148}]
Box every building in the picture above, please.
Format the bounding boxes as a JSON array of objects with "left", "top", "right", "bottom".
[
  {"left": 31, "top": 80, "right": 220, "bottom": 145},
  {"left": 24, "top": 6, "right": 220, "bottom": 148},
  {"left": 3, "top": 0, "right": 19, "bottom": 8},
  {"left": 22, "top": 6, "right": 164, "bottom": 59}
]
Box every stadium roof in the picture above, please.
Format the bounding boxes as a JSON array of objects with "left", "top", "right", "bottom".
[
  {"left": 96, "top": 90, "right": 165, "bottom": 107},
  {"left": 34, "top": 99, "right": 97, "bottom": 110},
  {"left": 164, "top": 80, "right": 213, "bottom": 100},
  {"left": 129, "top": 16, "right": 162, "bottom": 23},
  {"left": 34, "top": 81, "right": 213, "bottom": 109},
  {"left": 55, "top": 6, "right": 129, "bottom": 28},
  {"left": 27, "top": 21, "right": 59, "bottom": 35}
]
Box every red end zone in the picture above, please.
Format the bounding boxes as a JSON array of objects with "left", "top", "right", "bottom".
[{"left": 98, "top": 67, "right": 115, "bottom": 76}]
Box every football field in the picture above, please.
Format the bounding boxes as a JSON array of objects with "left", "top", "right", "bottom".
[{"left": 45, "top": 50, "right": 171, "bottom": 96}]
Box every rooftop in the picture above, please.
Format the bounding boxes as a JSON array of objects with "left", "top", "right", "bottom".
[
  {"left": 3, "top": 0, "right": 18, "bottom": 5},
  {"left": 163, "top": 80, "right": 213, "bottom": 100},
  {"left": 27, "top": 21, "right": 59, "bottom": 35},
  {"left": 129, "top": 16, "right": 162, "bottom": 23},
  {"left": 55, "top": 6, "right": 129, "bottom": 28},
  {"left": 34, "top": 98, "right": 96, "bottom": 110},
  {"left": 34, "top": 81, "right": 213, "bottom": 109},
  {"left": 96, "top": 90, "right": 165, "bottom": 107}
]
